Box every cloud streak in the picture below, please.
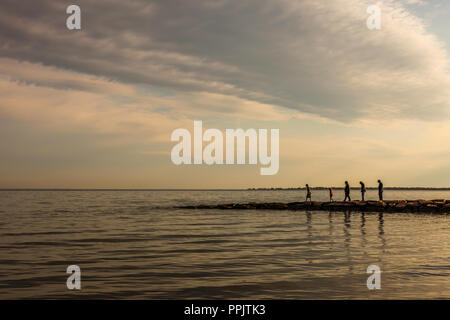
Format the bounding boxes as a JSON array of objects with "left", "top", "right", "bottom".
[{"left": 1, "top": 0, "right": 449, "bottom": 122}]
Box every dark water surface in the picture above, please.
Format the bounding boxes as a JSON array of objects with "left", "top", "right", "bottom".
[{"left": 0, "top": 190, "right": 449, "bottom": 299}]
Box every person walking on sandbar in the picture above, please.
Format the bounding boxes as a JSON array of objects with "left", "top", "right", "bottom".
[
  {"left": 329, "top": 187, "right": 334, "bottom": 202},
  {"left": 305, "top": 184, "right": 312, "bottom": 202},
  {"left": 378, "top": 179, "right": 384, "bottom": 201},
  {"left": 360, "top": 181, "right": 366, "bottom": 201},
  {"left": 344, "top": 181, "right": 351, "bottom": 201}
]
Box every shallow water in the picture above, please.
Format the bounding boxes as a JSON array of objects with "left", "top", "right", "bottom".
[{"left": 0, "top": 190, "right": 449, "bottom": 299}]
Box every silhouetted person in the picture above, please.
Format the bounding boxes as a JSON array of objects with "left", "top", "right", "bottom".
[
  {"left": 360, "top": 181, "right": 366, "bottom": 201},
  {"left": 378, "top": 179, "right": 384, "bottom": 201},
  {"left": 305, "top": 184, "right": 312, "bottom": 202},
  {"left": 329, "top": 187, "right": 334, "bottom": 202},
  {"left": 344, "top": 181, "right": 351, "bottom": 201}
]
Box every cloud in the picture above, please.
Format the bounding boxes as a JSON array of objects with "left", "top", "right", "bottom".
[
  {"left": 401, "top": 0, "right": 427, "bottom": 5},
  {"left": 0, "top": 0, "right": 449, "bottom": 123},
  {"left": 0, "top": 57, "right": 290, "bottom": 141}
]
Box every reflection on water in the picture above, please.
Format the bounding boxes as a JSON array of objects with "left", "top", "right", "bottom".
[
  {"left": 360, "top": 213, "right": 367, "bottom": 259},
  {"left": 0, "top": 190, "right": 449, "bottom": 299}
]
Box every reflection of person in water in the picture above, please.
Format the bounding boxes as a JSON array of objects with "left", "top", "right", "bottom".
[
  {"left": 344, "top": 181, "right": 351, "bottom": 201},
  {"left": 360, "top": 181, "right": 366, "bottom": 201}
]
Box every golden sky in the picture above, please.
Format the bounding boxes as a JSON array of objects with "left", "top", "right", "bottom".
[{"left": 1, "top": 0, "right": 450, "bottom": 188}]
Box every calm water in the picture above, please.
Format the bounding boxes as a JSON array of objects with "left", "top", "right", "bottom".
[{"left": 0, "top": 189, "right": 449, "bottom": 299}]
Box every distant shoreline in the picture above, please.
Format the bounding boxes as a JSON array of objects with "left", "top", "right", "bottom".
[
  {"left": 247, "top": 187, "right": 450, "bottom": 191},
  {"left": 2, "top": 187, "right": 450, "bottom": 191}
]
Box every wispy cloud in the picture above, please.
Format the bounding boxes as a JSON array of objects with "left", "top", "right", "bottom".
[{"left": 1, "top": 0, "right": 449, "bottom": 122}]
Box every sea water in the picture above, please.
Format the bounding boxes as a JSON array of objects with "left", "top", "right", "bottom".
[{"left": 0, "top": 189, "right": 449, "bottom": 299}]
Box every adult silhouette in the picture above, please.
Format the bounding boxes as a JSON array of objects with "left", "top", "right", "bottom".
[
  {"left": 344, "top": 181, "right": 351, "bottom": 201},
  {"left": 378, "top": 180, "right": 384, "bottom": 201},
  {"left": 360, "top": 181, "right": 366, "bottom": 201}
]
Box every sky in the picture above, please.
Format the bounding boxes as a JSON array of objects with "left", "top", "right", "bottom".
[{"left": 1, "top": 0, "right": 450, "bottom": 188}]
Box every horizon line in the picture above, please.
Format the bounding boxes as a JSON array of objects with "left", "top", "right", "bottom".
[{"left": 3, "top": 187, "right": 450, "bottom": 191}]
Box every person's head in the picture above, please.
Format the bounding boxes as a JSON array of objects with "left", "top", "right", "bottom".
[
  {"left": 306, "top": 184, "right": 309, "bottom": 187},
  {"left": 360, "top": 181, "right": 363, "bottom": 185},
  {"left": 345, "top": 181, "right": 348, "bottom": 185},
  {"left": 378, "top": 179, "right": 381, "bottom": 183}
]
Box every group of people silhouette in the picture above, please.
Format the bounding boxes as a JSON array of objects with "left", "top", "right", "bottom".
[{"left": 305, "top": 180, "right": 384, "bottom": 202}]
